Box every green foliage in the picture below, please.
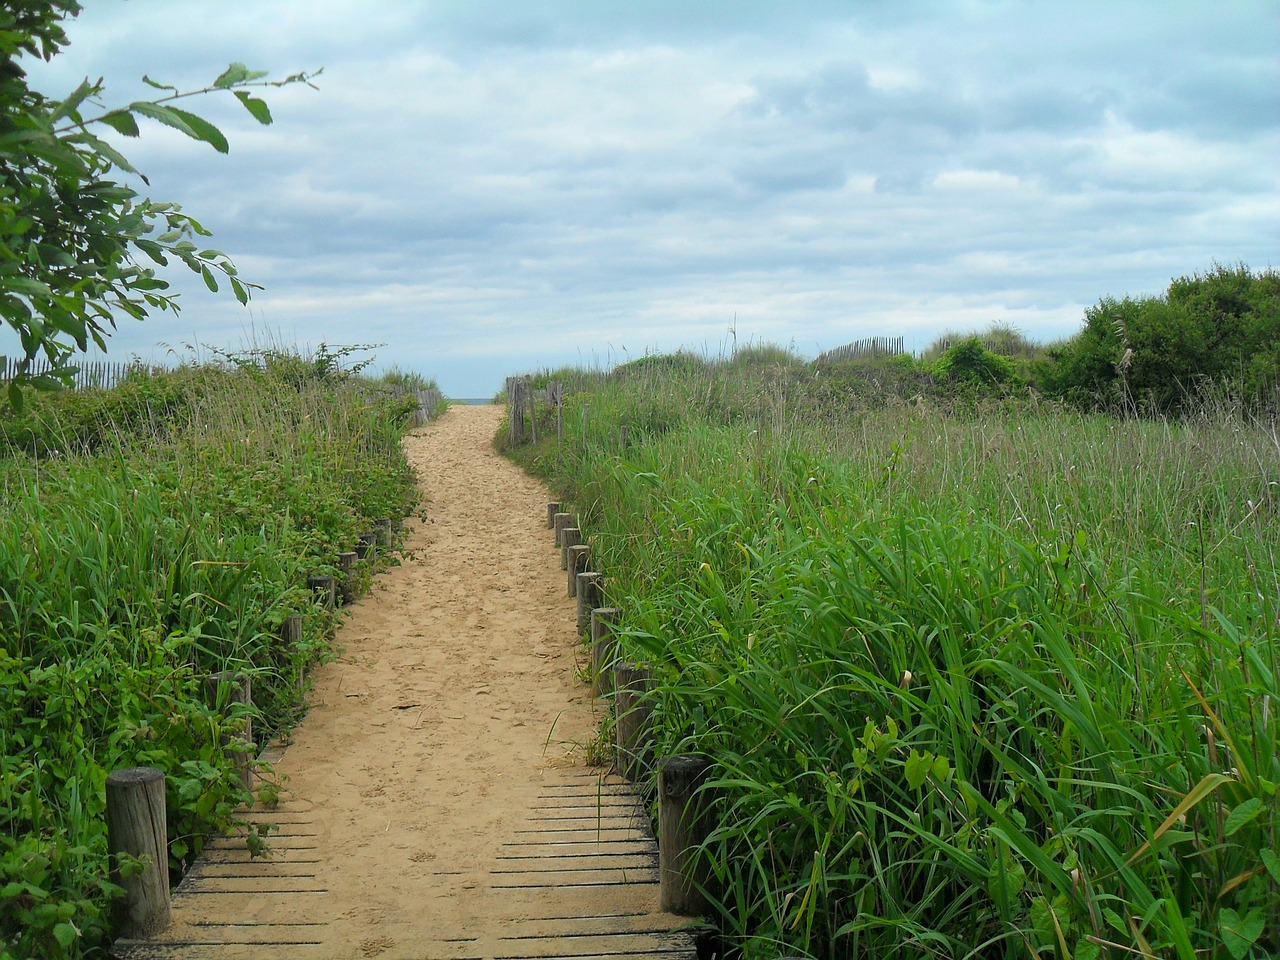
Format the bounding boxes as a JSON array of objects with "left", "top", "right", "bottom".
[
  {"left": 611, "top": 351, "right": 710, "bottom": 380},
  {"left": 723, "top": 342, "right": 805, "bottom": 371},
  {"left": 0, "top": 1, "right": 317, "bottom": 403},
  {"left": 931, "top": 336, "right": 1018, "bottom": 391},
  {"left": 510, "top": 360, "right": 1279, "bottom": 958},
  {"left": 0, "top": 351, "right": 417, "bottom": 958},
  {"left": 1039, "top": 263, "right": 1280, "bottom": 414}
]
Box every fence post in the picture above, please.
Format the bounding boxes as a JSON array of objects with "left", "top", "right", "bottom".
[
  {"left": 205, "top": 672, "right": 254, "bottom": 792},
  {"left": 659, "top": 754, "right": 715, "bottom": 916},
  {"left": 307, "top": 573, "right": 335, "bottom": 610},
  {"left": 282, "top": 615, "right": 305, "bottom": 694},
  {"left": 553, "top": 512, "right": 572, "bottom": 547},
  {"left": 576, "top": 572, "right": 603, "bottom": 636},
  {"left": 613, "top": 662, "right": 654, "bottom": 780},
  {"left": 106, "top": 767, "right": 171, "bottom": 938},
  {"left": 337, "top": 551, "right": 358, "bottom": 605},
  {"left": 590, "top": 607, "right": 619, "bottom": 697},
  {"left": 546, "top": 501, "right": 560, "bottom": 529},
  {"left": 567, "top": 544, "right": 591, "bottom": 597},
  {"left": 374, "top": 518, "right": 393, "bottom": 549},
  {"left": 560, "top": 527, "right": 581, "bottom": 571}
]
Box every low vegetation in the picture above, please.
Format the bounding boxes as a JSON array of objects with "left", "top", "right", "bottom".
[
  {"left": 507, "top": 330, "right": 1279, "bottom": 957},
  {"left": 0, "top": 348, "right": 423, "bottom": 959}
]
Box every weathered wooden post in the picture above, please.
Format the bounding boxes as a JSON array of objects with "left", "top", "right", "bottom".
[
  {"left": 374, "top": 518, "right": 394, "bottom": 549},
  {"left": 613, "top": 661, "right": 654, "bottom": 780},
  {"left": 282, "top": 615, "right": 304, "bottom": 694},
  {"left": 576, "top": 572, "right": 603, "bottom": 635},
  {"left": 590, "top": 607, "right": 620, "bottom": 697},
  {"left": 659, "top": 754, "right": 715, "bottom": 916},
  {"left": 205, "top": 672, "right": 254, "bottom": 792},
  {"left": 553, "top": 512, "right": 571, "bottom": 547},
  {"left": 306, "top": 573, "right": 335, "bottom": 610},
  {"left": 106, "top": 767, "right": 171, "bottom": 938},
  {"left": 355, "top": 532, "right": 376, "bottom": 560},
  {"left": 567, "top": 544, "right": 591, "bottom": 597},
  {"left": 546, "top": 501, "right": 560, "bottom": 529},
  {"left": 337, "top": 551, "right": 358, "bottom": 605},
  {"left": 560, "top": 527, "right": 581, "bottom": 571}
]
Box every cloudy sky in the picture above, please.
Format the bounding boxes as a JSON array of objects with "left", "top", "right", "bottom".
[{"left": 8, "top": 1, "right": 1278, "bottom": 396}]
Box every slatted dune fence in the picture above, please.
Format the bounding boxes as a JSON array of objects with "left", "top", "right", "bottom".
[
  {"left": 0, "top": 355, "right": 137, "bottom": 389},
  {"left": 814, "top": 335, "right": 906, "bottom": 364}
]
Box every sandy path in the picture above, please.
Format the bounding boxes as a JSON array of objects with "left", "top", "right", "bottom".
[
  {"left": 122, "top": 404, "right": 696, "bottom": 960},
  {"left": 259, "top": 404, "right": 604, "bottom": 956}
]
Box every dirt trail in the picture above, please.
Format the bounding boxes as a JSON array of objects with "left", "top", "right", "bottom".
[{"left": 144, "top": 405, "right": 693, "bottom": 959}]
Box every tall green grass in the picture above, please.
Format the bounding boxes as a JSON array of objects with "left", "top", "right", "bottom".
[
  {"left": 0, "top": 355, "right": 421, "bottom": 959},
  {"left": 511, "top": 358, "right": 1279, "bottom": 959}
]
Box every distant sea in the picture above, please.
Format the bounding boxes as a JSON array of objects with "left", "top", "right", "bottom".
[{"left": 453, "top": 398, "right": 495, "bottom": 405}]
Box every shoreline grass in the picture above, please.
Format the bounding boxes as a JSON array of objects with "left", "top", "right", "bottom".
[
  {"left": 508, "top": 358, "right": 1280, "bottom": 959},
  {"left": 0, "top": 353, "right": 424, "bottom": 958}
]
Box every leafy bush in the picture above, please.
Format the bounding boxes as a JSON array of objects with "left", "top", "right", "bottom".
[
  {"left": 931, "top": 336, "right": 1018, "bottom": 390},
  {"left": 1039, "top": 263, "right": 1280, "bottom": 414}
]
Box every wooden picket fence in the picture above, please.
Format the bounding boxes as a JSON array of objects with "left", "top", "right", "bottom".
[
  {"left": 815, "top": 336, "right": 906, "bottom": 364},
  {"left": 0, "top": 355, "right": 136, "bottom": 390},
  {"left": 506, "top": 376, "right": 564, "bottom": 446}
]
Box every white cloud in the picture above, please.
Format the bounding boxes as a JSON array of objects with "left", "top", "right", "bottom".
[{"left": 2, "top": 1, "right": 1275, "bottom": 396}]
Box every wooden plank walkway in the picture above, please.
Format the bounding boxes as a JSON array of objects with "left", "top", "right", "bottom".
[{"left": 112, "top": 761, "right": 696, "bottom": 960}]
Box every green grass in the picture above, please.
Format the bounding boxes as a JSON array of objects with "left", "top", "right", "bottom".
[
  {"left": 509, "top": 357, "right": 1280, "bottom": 959},
  {"left": 0, "top": 354, "right": 421, "bottom": 959}
]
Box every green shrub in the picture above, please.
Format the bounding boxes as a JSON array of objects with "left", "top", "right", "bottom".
[
  {"left": 1039, "top": 263, "right": 1280, "bottom": 414},
  {"left": 931, "top": 336, "right": 1017, "bottom": 390}
]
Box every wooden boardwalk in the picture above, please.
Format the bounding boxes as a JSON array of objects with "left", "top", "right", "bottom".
[{"left": 113, "top": 766, "right": 696, "bottom": 960}]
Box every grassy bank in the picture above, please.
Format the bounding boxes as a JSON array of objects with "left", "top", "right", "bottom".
[
  {"left": 0, "top": 353, "right": 422, "bottom": 959},
  {"left": 508, "top": 358, "right": 1279, "bottom": 959}
]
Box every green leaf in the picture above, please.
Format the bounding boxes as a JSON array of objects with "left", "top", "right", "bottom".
[
  {"left": 230, "top": 276, "right": 249, "bottom": 305},
  {"left": 234, "top": 91, "right": 273, "bottom": 125},
  {"left": 131, "top": 103, "right": 230, "bottom": 153},
  {"left": 904, "top": 749, "right": 932, "bottom": 790},
  {"left": 52, "top": 921, "right": 79, "bottom": 948},
  {"left": 130, "top": 102, "right": 197, "bottom": 139},
  {"left": 200, "top": 265, "right": 218, "bottom": 293},
  {"left": 213, "top": 62, "right": 250, "bottom": 89},
  {"left": 1260, "top": 848, "right": 1280, "bottom": 884},
  {"left": 141, "top": 75, "right": 178, "bottom": 93},
  {"left": 169, "top": 107, "right": 230, "bottom": 154},
  {"left": 99, "top": 110, "right": 141, "bottom": 138},
  {"left": 66, "top": 130, "right": 140, "bottom": 175},
  {"left": 1, "top": 276, "right": 54, "bottom": 298},
  {"left": 1074, "top": 942, "right": 1101, "bottom": 960},
  {"left": 1219, "top": 908, "right": 1264, "bottom": 960},
  {"left": 51, "top": 78, "right": 96, "bottom": 122},
  {"left": 1224, "top": 797, "right": 1264, "bottom": 836}
]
